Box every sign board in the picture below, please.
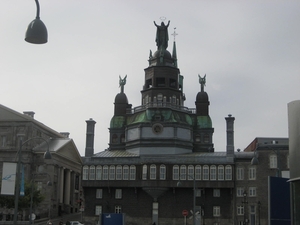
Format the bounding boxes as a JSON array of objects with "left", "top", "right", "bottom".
[{"left": 182, "top": 210, "right": 188, "bottom": 217}]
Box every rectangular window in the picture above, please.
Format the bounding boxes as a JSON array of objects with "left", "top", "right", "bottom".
[
  {"left": 237, "top": 187, "right": 244, "bottom": 197},
  {"left": 1, "top": 136, "right": 7, "bottom": 147},
  {"left": 96, "top": 189, "right": 103, "bottom": 199},
  {"left": 115, "top": 205, "right": 122, "bottom": 213},
  {"left": 249, "top": 167, "right": 256, "bottom": 180},
  {"left": 195, "top": 189, "right": 201, "bottom": 197},
  {"left": 249, "top": 187, "right": 256, "bottom": 197},
  {"left": 237, "top": 206, "right": 244, "bottom": 215},
  {"left": 95, "top": 205, "right": 102, "bottom": 215},
  {"left": 213, "top": 206, "right": 220, "bottom": 217},
  {"left": 213, "top": 189, "right": 220, "bottom": 197},
  {"left": 115, "top": 189, "right": 122, "bottom": 199},
  {"left": 236, "top": 167, "right": 244, "bottom": 180},
  {"left": 270, "top": 155, "right": 277, "bottom": 169}
]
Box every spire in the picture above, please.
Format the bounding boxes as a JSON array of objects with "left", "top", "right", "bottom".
[{"left": 172, "top": 27, "right": 178, "bottom": 68}]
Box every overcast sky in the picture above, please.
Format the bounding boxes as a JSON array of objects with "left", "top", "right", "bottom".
[{"left": 1, "top": 1, "right": 299, "bottom": 156}]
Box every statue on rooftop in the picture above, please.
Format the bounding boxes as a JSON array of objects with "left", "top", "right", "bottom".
[
  {"left": 154, "top": 20, "right": 170, "bottom": 50},
  {"left": 119, "top": 75, "right": 127, "bottom": 93},
  {"left": 198, "top": 74, "right": 206, "bottom": 92}
]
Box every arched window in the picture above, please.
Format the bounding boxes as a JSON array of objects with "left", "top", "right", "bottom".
[
  {"left": 142, "top": 165, "right": 147, "bottom": 180},
  {"left": 123, "top": 165, "right": 129, "bottom": 180},
  {"left": 188, "top": 165, "right": 194, "bottom": 180},
  {"left": 116, "top": 165, "right": 122, "bottom": 180},
  {"left": 82, "top": 166, "right": 89, "bottom": 180},
  {"left": 203, "top": 165, "right": 209, "bottom": 180},
  {"left": 130, "top": 165, "right": 136, "bottom": 180},
  {"left": 103, "top": 165, "right": 108, "bottom": 180},
  {"left": 160, "top": 165, "right": 166, "bottom": 180},
  {"left": 225, "top": 165, "right": 232, "bottom": 180},
  {"left": 180, "top": 165, "right": 187, "bottom": 180},
  {"left": 89, "top": 165, "right": 95, "bottom": 180},
  {"left": 173, "top": 165, "right": 179, "bottom": 180},
  {"left": 96, "top": 165, "right": 102, "bottom": 180},
  {"left": 195, "top": 165, "right": 201, "bottom": 180},
  {"left": 210, "top": 165, "right": 216, "bottom": 180},
  {"left": 218, "top": 165, "right": 224, "bottom": 180},
  {"left": 150, "top": 164, "right": 156, "bottom": 180},
  {"left": 109, "top": 165, "right": 115, "bottom": 180}
]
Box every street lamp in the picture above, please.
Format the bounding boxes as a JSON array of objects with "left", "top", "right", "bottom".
[
  {"left": 25, "top": 0, "right": 48, "bottom": 44},
  {"left": 177, "top": 175, "right": 198, "bottom": 225},
  {"left": 13, "top": 136, "right": 52, "bottom": 225}
]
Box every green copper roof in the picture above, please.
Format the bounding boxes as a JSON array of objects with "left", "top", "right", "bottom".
[
  {"left": 110, "top": 116, "right": 126, "bottom": 128},
  {"left": 196, "top": 116, "right": 212, "bottom": 128}
]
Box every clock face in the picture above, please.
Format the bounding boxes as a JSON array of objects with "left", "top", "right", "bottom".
[{"left": 152, "top": 123, "right": 163, "bottom": 134}]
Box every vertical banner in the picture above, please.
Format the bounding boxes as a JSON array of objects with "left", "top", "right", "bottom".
[
  {"left": 20, "top": 164, "right": 25, "bottom": 196},
  {"left": 1, "top": 162, "right": 17, "bottom": 195}
]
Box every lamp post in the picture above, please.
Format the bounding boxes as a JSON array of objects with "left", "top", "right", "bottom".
[
  {"left": 258, "top": 201, "right": 261, "bottom": 225},
  {"left": 177, "top": 175, "right": 199, "bottom": 225},
  {"left": 242, "top": 191, "right": 248, "bottom": 225},
  {"left": 25, "top": 0, "right": 48, "bottom": 44},
  {"left": 13, "top": 136, "right": 52, "bottom": 225}
]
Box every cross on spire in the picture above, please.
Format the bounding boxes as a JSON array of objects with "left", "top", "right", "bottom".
[{"left": 172, "top": 27, "right": 178, "bottom": 42}]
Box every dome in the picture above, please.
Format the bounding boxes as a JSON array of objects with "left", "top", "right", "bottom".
[
  {"left": 115, "top": 92, "right": 128, "bottom": 104},
  {"left": 196, "top": 91, "right": 209, "bottom": 102},
  {"left": 153, "top": 49, "right": 172, "bottom": 59},
  {"left": 196, "top": 116, "right": 212, "bottom": 128}
]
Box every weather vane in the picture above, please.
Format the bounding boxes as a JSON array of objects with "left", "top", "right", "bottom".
[{"left": 171, "top": 27, "right": 178, "bottom": 41}]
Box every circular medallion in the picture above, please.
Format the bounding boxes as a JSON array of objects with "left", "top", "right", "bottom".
[{"left": 152, "top": 123, "right": 163, "bottom": 134}]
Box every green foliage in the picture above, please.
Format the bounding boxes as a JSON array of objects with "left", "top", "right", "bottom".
[{"left": 0, "top": 181, "right": 45, "bottom": 209}]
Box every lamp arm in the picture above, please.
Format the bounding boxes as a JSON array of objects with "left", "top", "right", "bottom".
[{"left": 35, "top": 0, "right": 40, "bottom": 19}]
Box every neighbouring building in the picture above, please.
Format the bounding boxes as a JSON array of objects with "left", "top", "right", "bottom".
[
  {"left": 81, "top": 21, "right": 290, "bottom": 225},
  {"left": 0, "top": 104, "right": 83, "bottom": 221}
]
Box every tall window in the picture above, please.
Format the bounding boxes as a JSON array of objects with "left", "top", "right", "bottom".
[
  {"left": 150, "top": 164, "right": 156, "bottom": 180},
  {"left": 213, "top": 206, "right": 220, "bottom": 217},
  {"left": 213, "top": 189, "right": 220, "bottom": 197},
  {"left": 180, "top": 165, "right": 187, "bottom": 180},
  {"left": 116, "top": 165, "right": 122, "bottom": 180},
  {"left": 109, "top": 165, "right": 115, "bottom": 180},
  {"left": 249, "top": 167, "right": 256, "bottom": 180},
  {"left": 236, "top": 167, "right": 244, "bottom": 180},
  {"left": 210, "top": 165, "right": 217, "bottom": 180},
  {"left": 237, "top": 206, "right": 244, "bottom": 215},
  {"left": 89, "top": 165, "right": 95, "bottom": 180},
  {"left": 173, "top": 165, "right": 179, "bottom": 180},
  {"left": 218, "top": 165, "right": 224, "bottom": 180},
  {"left": 270, "top": 154, "right": 277, "bottom": 168},
  {"left": 203, "top": 165, "right": 209, "bottom": 180},
  {"left": 83, "top": 166, "right": 89, "bottom": 180},
  {"left": 130, "top": 165, "right": 136, "bottom": 180},
  {"left": 195, "top": 165, "right": 201, "bottom": 180},
  {"left": 142, "top": 165, "right": 147, "bottom": 180},
  {"left": 96, "top": 166, "right": 102, "bottom": 180},
  {"left": 123, "top": 165, "right": 129, "bottom": 180},
  {"left": 96, "top": 189, "right": 103, "bottom": 199},
  {"left": 115, "top": 189, "right": 122, "bottom": 199},
  {"left": 225, "top": 165, "right": 232, "bottom": 180},
  {"left": 95, "top": 206, "right": 102, "bottom": 215},
  {"left": 249, "top": 187, "right": 256, "bottom": 197},
  {"left": 188, "top": 165, "right": 194, "bottom": 180},
  {"left": 1, "top": 136, "right": 6, "bottom": 147},
  {"left": 160, "top": 165, "right": 166, "bottom": 180},
  {"left": 103, "top": 165, "right": 108, "bottom": 180}
]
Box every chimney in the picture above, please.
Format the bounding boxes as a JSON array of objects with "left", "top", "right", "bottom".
[
  {"left": 225, "top": 114, "right": 235, "bottom": 161},
  {"left": 85, "top": 118, "right": 96, "bottom": 157},
  {"left": 23, "top": 111, "right": 35, "bottom": 118}
]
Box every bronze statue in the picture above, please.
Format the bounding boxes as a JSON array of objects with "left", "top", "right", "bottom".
[
  {"left": 119, "top": 75, "right": 127, "bottom": 93},
  {"left": 154, "top": 20, "right": 170, "bottom": 50},
  {"left": 198, "top": 74, "right": 206, "bottom": 92}
]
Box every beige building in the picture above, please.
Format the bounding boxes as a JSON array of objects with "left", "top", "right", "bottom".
[{"left": 0, "top": 104, "right": 83, "bottom": 221}]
